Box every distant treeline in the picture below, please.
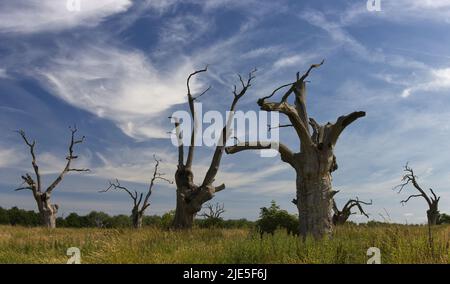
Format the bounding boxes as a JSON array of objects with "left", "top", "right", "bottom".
[
  {"left": 0, "top": 206, "right": 254, "bottom": 229},
  {"left": 1, "top": 206, "right": 449, "bottom": 229}
]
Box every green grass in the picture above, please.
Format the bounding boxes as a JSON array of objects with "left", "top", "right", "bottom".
[{"left": 0, "top": 224, "right": 449, "bottom": 264}]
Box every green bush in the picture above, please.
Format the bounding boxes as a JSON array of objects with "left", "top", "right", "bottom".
[
  {"left": 438, "top": 213, "right": 450, "bottom": 224},
  {"left": 256, "top": 201, "right": 298, "bottom": 236}
]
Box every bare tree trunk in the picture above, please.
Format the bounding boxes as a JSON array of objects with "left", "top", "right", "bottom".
[
  {"left": 100, "top": 156, "right": 172, "bottom": 229},
  {"left": 171, "top": 167, "right": 215, "bottom": 229},
  {"left": 396, "top": 164, "right": 441, "bottom": 227},
  {"left": 15, "top": 127, "right": 88, "bottom": 229},
  {"left": 225, "top": 61, "right": 365, "bottom": 239},
  {"left": 35, "top": 193, "right": 58, "bottom": 229},
  {"left": 427, "top": 205, "right": 439, "bottom": 226},
  {"left": 41, "top": 208, "right": 57, "bottom": 228},
  {"left": 170, "top": 68, "right": 255, "bottom": 229},
  {"left": 295, "top": 151, "right": 334, "bottom": 239},
  {"left": 132, "top": 210, "right": 143, "bottom": 229},
  {"left": 173, "top": 194, "right": 195, "bottom": 229}
]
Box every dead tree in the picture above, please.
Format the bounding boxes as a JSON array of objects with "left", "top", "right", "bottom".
[
  {"left": 15, "top": 127, "right": 89, "bottom": 228},
  {"left": 332, "top": 197, "right": 372, "bottom": 225},
  {"left": 199, "top": 202, "right": 226, "bottom": 220},
  {"left": 171, "top": 67, "right": 256, "bottom": 229},
  {"left": 225, "top": 61, "right": 365, "bottom": 239},
  {"left": 395, "top": 163, "right": 440, "bottom": 225},
  {"left": 100, "top": 156, "right": 172, "bottom": 229}
]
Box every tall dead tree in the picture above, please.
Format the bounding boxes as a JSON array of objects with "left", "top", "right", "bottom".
[
  {"left": 395, "top": 163, "right": 441, "bottom": 225},
  {"left": 15, "top": 127, "right": 89, "bottom": 228},
  {"left": 171, "top": 67, "right": 256, "bottom": 229},
  {"left": 100, "top": 156, "right": 172, "bottom": 229},
  {"left": 225, "top": 61, "right": 366, "bottom": 239},
  {"left": 332, "top": 197, "right": 372, "bottom": 225}
]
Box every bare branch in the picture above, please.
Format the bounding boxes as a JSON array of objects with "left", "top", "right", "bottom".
[
  {"left": 268, "top": 124, "right": 293, "bottom": 132},
  {"left": 141, "top": 155, "right": 173, "bottom": 213},
  {"left": 17, "top": 130, "right": 41, "bottom": 192},
  {"left": 259, "top": 82, "right": 294, "bottom": 101},
  {"left": 225, "top": 142, "right": 296, "bottom": 168},
  {"left": 170, "top": 117, "right": 185, "bottom": 167},
  {"left": 46, "top": 126, "right": 89, "bottom": 194},
  {"left": 401, "top": 194, "right": 423, "bottom": 205},
  {"left": 199, "top": 202, "right": 225, "bottom": 219},
  {"left": 395, "top": 163, "right": 433, "bottom": 207},
  {"left": 186, "top": 66, "right": 208, "bottom": 169},
  {"left": 327, "top": 111, "right": 366, "bottom": 146},
  {"left": 298, "top": 59, "right": 325, "bottom": 82},
  {"left": 257, "top": 99, "right": 312, "bottom": 147},
  {"left": 15, "top": 186, "right": 33, "bottom": 191},
  {"left": 201, "top": 69, "right": 256, "bottom": 188}
]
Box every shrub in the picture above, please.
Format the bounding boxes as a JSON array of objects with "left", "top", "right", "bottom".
[{"left": 256, "top": 201, "right": 298, "bottom": 235}]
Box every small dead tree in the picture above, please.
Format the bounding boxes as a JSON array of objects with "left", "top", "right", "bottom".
[
  {"left": 100, "top": 156, "right": 172, "bottom": 229},
  {"left": 15, "top": 127, "right": 89, "bottom": 228},
  {"left": 332, "top": 197, "right": 372, "bottom": 225},
  {"left": 171, "top": 67, "right": 256, "bottom": 229},
  {"left": 225, "top": 61, "right": 366, "bottom": 239},
  {"left": 199, "top": 202, "right": 226, "bottom": 220},
  {"left": 395, "top": 163, "right": 440, "bottom": 226}
]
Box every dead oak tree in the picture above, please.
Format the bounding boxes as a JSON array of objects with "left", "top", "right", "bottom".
[
  {"left": 100, "top": 156, "right": 172, "bottom": 229},
  {"left": 171, "top": 67, "right": 256, "bottom": 229},
  {"left": 395, "top": 163, "right": 441, "bottom": 225},
  {"left": 225, "top": 61, "right": 366, "bottom": 239},
  {"left": 332, "top": 197, "right": 372, "bottom": 225},
  {"left": 15, "top": 127, "right": 89, "bottom": 228},
  {"left": 199, "top": 202, "right": 226, "bottom": 219}
]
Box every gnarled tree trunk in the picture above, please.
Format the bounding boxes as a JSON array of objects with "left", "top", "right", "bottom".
[
  {"left": 15, "top": 127, "right": 89, "bottom": 229},
  {"left": 396, "top": 163, "right": 440, "bottom": 226},
  {"left": 36, "top": 192, "right": 59, "bottom": 228},
  {"left": 332, "top": 196, "right": 371, "bottom": 226},
  {"left": 171, "top": 67, "right": 255, "bottom": 229},
  {"left": 295, "top": 151, "right": 334, "bottom": 238},
  {"left": 226, "top": 61, "right": 366, "bottom": 239},
  {"left": 132, "top": 208, "right": 144, "bottom": 229},
  {"left": 101, "top": 156, "right": 171, "bottom": 229},
  {"left": 427, "top": 202, "right": 440, "bottom": 226}
]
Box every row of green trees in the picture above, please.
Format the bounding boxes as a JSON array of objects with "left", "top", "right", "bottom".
[
  {"left": 0, "top": 206, "right": 252, "bottom": 229},
  {"left": 2, "top": 203, "right": 449, "bottom": 231}
]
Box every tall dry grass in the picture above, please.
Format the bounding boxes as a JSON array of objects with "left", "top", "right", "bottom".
[{"left": 0, "top": 224, "right": 448, "bottom": 263}]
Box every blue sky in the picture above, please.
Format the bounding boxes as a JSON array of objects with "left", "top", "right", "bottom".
[{"left": 1, "top": 0, "right": 450, "bottom": 223}]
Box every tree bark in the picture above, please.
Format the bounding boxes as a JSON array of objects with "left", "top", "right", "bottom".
[
  {"left": 225, "top": 61, "right": 365, "bottom": 239},
  {"left": 132, "top": 210, "right": 143, "bottom": 229},
  {"left": 170, "top": 68, "right": 255, "bottom": 229},
  {"left": 172, "top": 167, "right": 216, "bottom": 228},
  {"left": 396, "top": 164, "right": 441, "bottom": 227},
  {"left": 295, "top": 149, "right": 334, "bottom": 239},
  {"left": 427, "top": 204, "right": 440, "bottom": 226},
  {"left": 16, "top": 127, "right": 88, "bottom": 229},
  {"left": 35, "top": 192, "right": 58, "bottom": 229},
  {"left": 173, "top": 195, "right": 195, "bottom": 229}
]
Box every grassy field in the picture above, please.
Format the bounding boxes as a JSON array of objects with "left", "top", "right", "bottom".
[{"left": 0, "top": 224, "right": 449, "bottom": 264}]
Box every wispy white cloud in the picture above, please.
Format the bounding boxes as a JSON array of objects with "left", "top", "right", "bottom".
[
  {"left": 0, "top": 0, "right": 132, "bottom": 34},
  {"left": 401, "top": 68, "right": 450, "bottom": 98},
  {"left": 35, "top": 44, "right": 198, "bottom": 139},
  {"left": 0, "top": 146, "right": 25, "bottom": 168},
  {"left": 339, "top": 0, "right": 450, "bottom": 26},
  {"left": 0, "top": 68, "right": 8, "bottom": 78},
  {"left": 299, "top": 9, "right": 431, "bottom": 70},
  {"left": 157, "top": 14, "right": 212, "bottom": 51}
]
